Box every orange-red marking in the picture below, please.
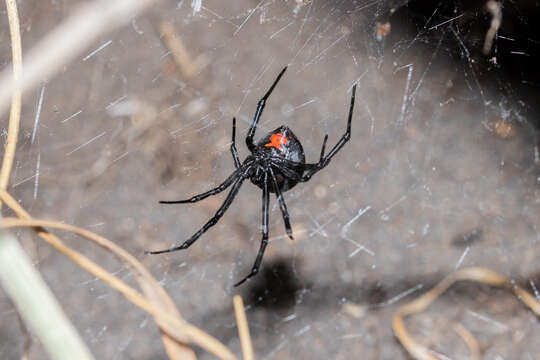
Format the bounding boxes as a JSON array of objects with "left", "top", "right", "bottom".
[{"left": 265, "top": 133, "right": 288, "bottom": 150}]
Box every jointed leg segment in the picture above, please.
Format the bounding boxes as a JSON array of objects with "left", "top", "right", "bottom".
[
  {"left": 231, "top": 117, "right": 241, "bottom": 169},
  {"left": 269, "top": 168, "right": 294, "bottom": 241},
  {"left": 234, "top": 171, "right": 270, "bottom": 287},
  {"left": 245, "top": 66, "right": 288, "bottom": 152},
  {"left": 301, "top": 84, "right": 356, "bottom": 182},
  {"left": 159, "top": 168, "right": 241, "bottom": 204},
  {"left": 148, "top": 175, "right": 247, "bottom": 254}
]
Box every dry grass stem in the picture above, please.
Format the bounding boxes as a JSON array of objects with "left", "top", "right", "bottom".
[
  {"left": 0, "top": 189, "right": 188, "bottom": 359},
  {"left": 0, "top": 215, "right": 236, "bottom": 360},
  {"left": 233, "top": 295, "right": 254, "bottom": 360},
  {"left": 453, "top": 323, "right": 481, "bottom": 360},
  {"left": 0, "top": 0, "right": 23, "bottom": 208},
  {"left": 0, "top": 189, "right": 237, "bottom": 360},
  {"left": 392, "top": 267, "right": 540, "bottom": 360},
  {"left": 0, "top": 230, "right": 95, "bottom": 360},
  {"left": 160, "top": 22, "right": 198, "bottom": 78},
  {"left": 0, "top": 3, "right": 94, "bottom": 359},
  {"left": 483, "top": 1, "right": 502, "bottom": 55}
]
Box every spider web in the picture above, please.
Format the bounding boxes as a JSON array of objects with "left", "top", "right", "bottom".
[{"left": 1, "top": 0, "right": 540, "bottom": 359}]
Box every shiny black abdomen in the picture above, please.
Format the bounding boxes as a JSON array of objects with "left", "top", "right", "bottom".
[{"left": 249, "top": 126, "right": 305, "bottom": 193}]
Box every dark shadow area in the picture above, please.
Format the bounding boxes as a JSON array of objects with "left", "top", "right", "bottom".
[
  {"left": 193, "top": 265, "right": 540, "bottom": 359},
  {"left": 451, "top": 227, "right": 484, "bottom": 247},
  {"left": 242, "top": 258, "right": 305, "bottom": 310}
]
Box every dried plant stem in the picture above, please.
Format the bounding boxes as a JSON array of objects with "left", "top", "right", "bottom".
[
  {"left": 453, "top": 323, "right": 480, "bottom": 360},
  {"left": 160, "top": 21, "right": 198, "bottom": 78},
  {"left": 0, "top": 2, "right": 94, "bottom": 359},
  {"left": 0, "top": 216, "right": 236, "bottom": 360},
  {"left": 483, "top": 1, "right": 502, "bottom": 55},
  {"left": 0, "top": 0, "right": 22, "bottom": 208},
  {"left": 233, "top": 296, "right": 254, "bottom": 360},
  {"left": 0, "top": 2, "right": 238, "bottom": 359},
  {"left": 0, "top": 230, "right": 95, "bottom": 360},
  {"left": 0, "top": 189, "right": 236, "bottom": 360},
  {"left": 393, "top": 267, "right": 540, "bottom": 360}
]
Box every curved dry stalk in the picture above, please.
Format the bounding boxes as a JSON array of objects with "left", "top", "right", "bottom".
[
  {"left": 0, "top": 188, "right": 237, "bottom": 360},
  {"left": 392, "top": 267, "right": 540, "bottom": 360},
  {"left": 0, "top": 0, "right": 23, "bottom": 207},
  {"left": 453, "top": 323, "right": 480, "bottom": 360},
  {"left": 0, "top": 1, "right": 235, "bottom": 358},
  {"left": 0, "top": 3, "right": 94, "bottom": 359},
  {"left": 0, "top": 189, "right": 189, "bottom": 359},
  {"left": 159, "top": 22, "right": 198, "bottom": 78},
  {"left": 0, "top": 229, "right": 95, "bottom": 360},
  {"left": 483, "top": 1, "right": 502, "bottom": 55},
  {"left": 233, "top": 295, "right": 254, "bottom": 360},
  {"left": 0, "top": 216, "right": 236, "bottom": 360}
]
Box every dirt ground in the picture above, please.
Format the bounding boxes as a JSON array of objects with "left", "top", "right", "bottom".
[{"left": 2, "top": 0, "right": 540, "bottom": 359}]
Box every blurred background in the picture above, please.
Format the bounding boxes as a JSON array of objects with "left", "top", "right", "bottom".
[{"left": 1, "top": 0, "right": 540, "bottom": 358}]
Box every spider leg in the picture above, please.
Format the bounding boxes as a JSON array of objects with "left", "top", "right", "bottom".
[
  {"left": 245, "top": 66, "right": 288, "bottom": 152},
  {"left": 270, "top": 160, "right": 303, "bottom": 182},
  {"left": 147, "top": 174, "right": 246, "bottom": 254},
  {"left": 159, "top": 168, "right": 242, "bottom": 204},
  {"left": 234, "top": 171, "right": 270, "bottom": 286},
  {"left": 231, "top": 117, "right": 241, "bottom": 169},
  {"left": 319, "top": 134, "right": 329, "bottom": 162},
  {"left": 269, "top": 168, "right": 294, "bottom": 241},
  {"left": 300, "top": 84, "right": 356, "bottom": 182}
]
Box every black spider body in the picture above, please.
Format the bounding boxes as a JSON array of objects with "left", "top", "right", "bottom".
[
  {"left": 249, "top": 126, "right": 305, "bottom": 193},
  {"left": 147, "top": 67, "right": 357, "bottom": 286}
]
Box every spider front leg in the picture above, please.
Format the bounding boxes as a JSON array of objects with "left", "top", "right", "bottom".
[
  {"left": 234, "top": 171, "right": 270, "bottom": 286},
  {"left": 147, "top": 175, "right": 246, "bottom": 254},
  {"left": 245, "top": 66, "right": 288, "bottom": 152},
  {"left": 301, "top": 84, "right": 356, "bottom": 182},
  {"left": 159, "top": 167, "right": 241, "bottom": 204}
]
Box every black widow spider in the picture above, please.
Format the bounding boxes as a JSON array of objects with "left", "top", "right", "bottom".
[{"left": 147, "top": 67, "right": 357, "bottom": 286}]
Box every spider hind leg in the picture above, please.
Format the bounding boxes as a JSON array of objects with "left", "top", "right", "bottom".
[
  {"left": 234, "top": 171, "right": 270, "bottom": 286},
  {"left": 269, "top": 168, "right": 294, "bottom": 241}
]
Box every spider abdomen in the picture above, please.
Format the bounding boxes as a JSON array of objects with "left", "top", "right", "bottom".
[
  {"left": 256, "top": 126, "right": 305, "bottom": 162},
  {"left": 250, "top": 126, "right": 305, "bottom": 192}
]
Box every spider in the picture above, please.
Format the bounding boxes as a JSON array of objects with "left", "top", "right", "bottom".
[{"left": 147, "top": 67, "right": 357, "bottom": 286}]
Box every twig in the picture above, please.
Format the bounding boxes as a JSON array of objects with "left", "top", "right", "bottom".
[
  {"left": 160, "top": 21, "right": 198, "bottom": 78},
  {"left": 0, "top": 229, "right": 95, "bottom": 360},
  {"left": 233, "top": 295, "right": 254, "bottom": 360},
  {"left": 0, "top": 0, "right": 23, "bottom": 208},
  {"left": 0, "top": 189, "right": 237, "bottom": 360},
  {"left": 483, "top": 1, "right": 502, "bottom": 55},
  {"left": 392, "top": 267, "right": 540, "bottom": 360},
  {"left": 0, "top": 215, "right": 237, "bottom": 360},
  {"left": 453, "top": 323, "right": 480, "bottom": 360},
  {"left": 1, "top": 2, "right": 92, "bottom": 358}
]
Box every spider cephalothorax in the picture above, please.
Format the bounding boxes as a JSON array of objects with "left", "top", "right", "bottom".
[{"left": 147, "top": 66, "right": 357, "bottom": 286}]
